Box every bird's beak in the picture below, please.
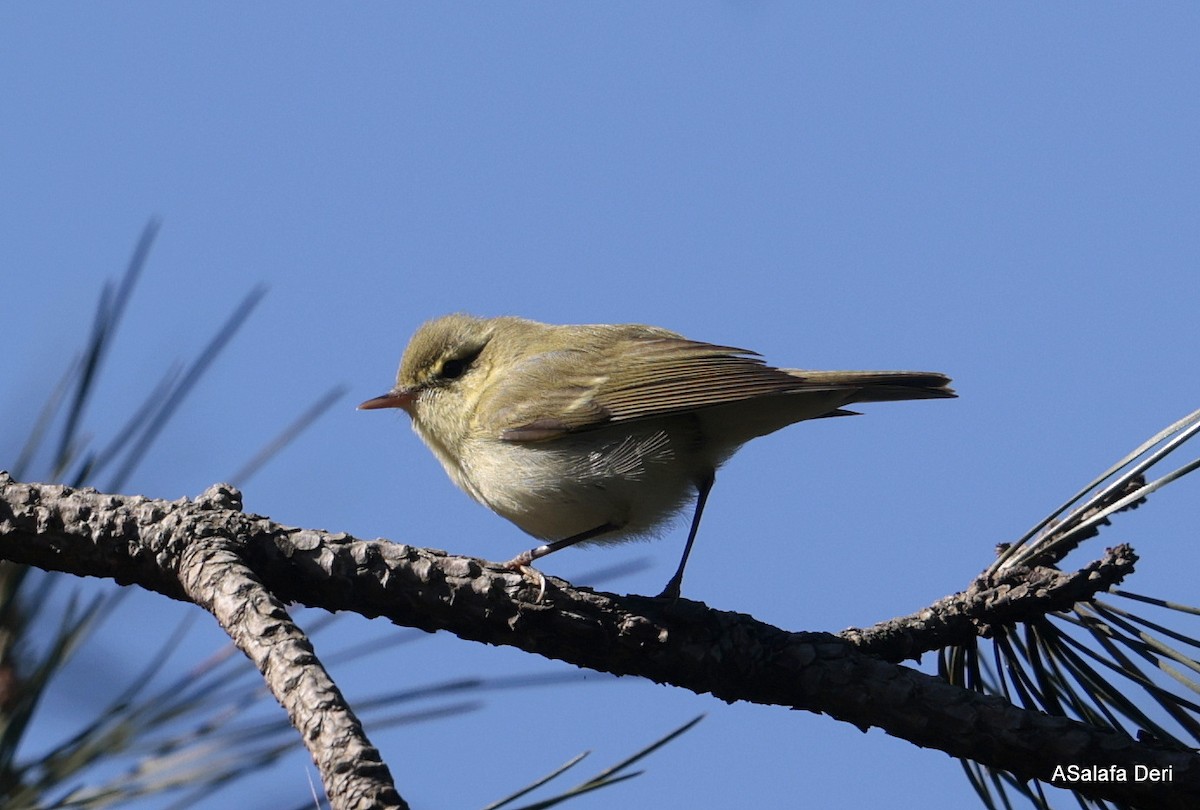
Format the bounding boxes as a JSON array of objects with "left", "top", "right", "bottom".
[{"left": 358, "top": 389, "right": 416, "bottom": 414}]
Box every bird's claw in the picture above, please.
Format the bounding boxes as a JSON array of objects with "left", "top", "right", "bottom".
[{"left": 503, "top": 553, "right": 547, "bottom": 602}]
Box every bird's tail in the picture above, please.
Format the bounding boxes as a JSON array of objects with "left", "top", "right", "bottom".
[{"left": 782, "top": 369, "right": 956, "bottom": 402}]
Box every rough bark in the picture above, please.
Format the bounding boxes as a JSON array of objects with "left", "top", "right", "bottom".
[{"left": 1, "top": 473, "right": 1194, "bottom": 810}]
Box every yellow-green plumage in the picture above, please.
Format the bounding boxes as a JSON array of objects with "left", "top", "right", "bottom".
[{"left": 363, "top": 313, "right": 954, "bottom": 597}]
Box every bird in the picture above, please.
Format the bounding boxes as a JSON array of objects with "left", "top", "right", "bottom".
[{"left": 360, "top": 313, "right": 954, "bottom": 599}]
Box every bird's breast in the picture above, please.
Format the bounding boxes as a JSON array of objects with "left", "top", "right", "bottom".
[{"left": 453, "top": 421, "right": 707, "bottom": 543}]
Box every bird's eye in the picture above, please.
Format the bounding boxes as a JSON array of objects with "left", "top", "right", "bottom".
[
  {"left": 433, "top": 343, "right": 485, "bottom": 383},
  {"left": 440, "top": 358, "right": 467, "bottom": 379}
]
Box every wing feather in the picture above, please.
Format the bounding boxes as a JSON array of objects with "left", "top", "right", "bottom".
[{"left": 481, "top": 330, "right": 952, "bottom": 443}]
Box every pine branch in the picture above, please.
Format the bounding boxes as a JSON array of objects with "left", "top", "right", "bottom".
[
  {"left": 843, "top": 544, "right": 1139, "bottom": 662},
  {"left": 2, "top": 473, "right": 1197, "bottom": 810}
]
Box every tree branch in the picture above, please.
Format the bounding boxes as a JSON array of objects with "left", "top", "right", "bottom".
[
  {"left": 178, "top": 485, "right": 405, "bottom": 810},
  {"left": 2, "top": 473, "right": 1196, "bottom": 809},
  {"left": 0, "top": 475, "right": 404, "bottom": 810},
  {"left": 842, "top": 544, "right": 1139, "bottom": 662}
]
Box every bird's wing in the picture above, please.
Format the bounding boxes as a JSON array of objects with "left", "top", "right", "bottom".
[{"left": 481, "top": 329, "right": 951, "bottom": 442}]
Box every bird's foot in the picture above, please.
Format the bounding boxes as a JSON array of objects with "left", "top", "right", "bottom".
[{"left": 503, "top": 551, "right": 547, "bottom": 602}]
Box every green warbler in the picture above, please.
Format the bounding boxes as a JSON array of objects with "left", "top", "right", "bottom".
[{"left": 361, "top": 314, "right": 954, "bottom": 598}]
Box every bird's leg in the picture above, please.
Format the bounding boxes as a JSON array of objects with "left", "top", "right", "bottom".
[
  {"left": 504, "top": 522, "right": 620, "bottom": 600},
  {"left": 507, "top": 522, "right": 620, "bottom": 566},
  {"left": 657, "top": 472, "right": 716, "bottom": 600}
]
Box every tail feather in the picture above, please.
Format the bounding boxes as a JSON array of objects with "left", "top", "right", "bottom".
[{"left": 782, "top": 369, "right": 956, "bottom": 402}]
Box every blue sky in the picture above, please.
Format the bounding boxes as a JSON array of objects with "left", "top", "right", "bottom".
[{"left": 3, "top": 4, "right": 1198, "bottom": 809}]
